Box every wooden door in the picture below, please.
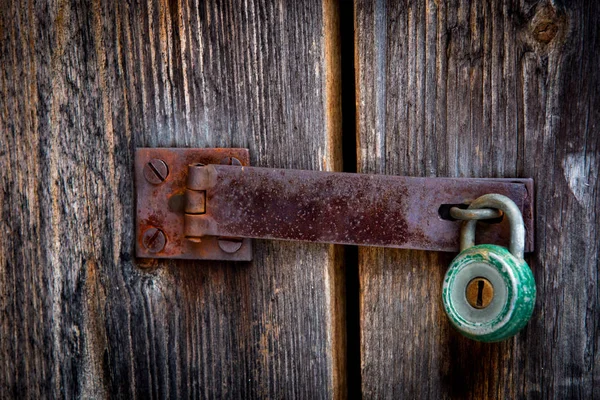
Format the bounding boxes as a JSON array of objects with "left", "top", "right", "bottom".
[
  {"left": 1, "top": 0, "right": 598, "bottom": 399},
  {"left": 355, "top": 0, "right": 599, "bottom": 398},
  {"left": 0, "top": 0, "right": 345, "bottom": 398}
]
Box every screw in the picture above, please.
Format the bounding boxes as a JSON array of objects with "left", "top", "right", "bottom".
[
  {"left": 220, "top": 157, "right": 242, "bottom": 166},
  {"left": 466, "top": 277, "right": 494, "bottom": 309},
  {"left": 218, "top": 237, "right": 243, "bottom": 253},
  {"left": 143, "top": 159, "right": 169, "bottom": 184},
  {"left": 142, "top": 227, "right": 166, "bottom": 253}
]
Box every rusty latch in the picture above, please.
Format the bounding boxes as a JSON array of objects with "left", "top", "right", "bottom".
[{"left": 136, "top": 148, "right": 534, "bottom": 261}]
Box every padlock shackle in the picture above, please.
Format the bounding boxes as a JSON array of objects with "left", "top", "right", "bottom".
[{"left": 460, "top": 194, "right": 526, "bottom": 259}]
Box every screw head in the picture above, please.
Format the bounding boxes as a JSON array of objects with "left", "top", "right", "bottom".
[
  {"left": 218, "top": 237, "right": 243, "bottom": 253},
  {"left": 142, "top": 228, "right": 166, "bottom": 253},
  {"left": 220, "top": 157, "right": 242, "bottom": 166},
  {"left": 466, "top": 277, "right": 494, "bottom": 309},
  {"left": 143, "top": 159, "right": 169, "bottom": 184}
]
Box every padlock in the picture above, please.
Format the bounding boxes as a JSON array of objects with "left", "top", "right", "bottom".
[{"left": 442, "top": 194, "right": 536, "bottom": 342}]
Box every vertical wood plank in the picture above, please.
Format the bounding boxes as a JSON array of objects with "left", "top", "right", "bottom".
[
  {"left": 0, "top": 0, "right": 344, "bottom": 397},
  {"left": 355, "top": 0, "right": 599, "bottom": 398}
]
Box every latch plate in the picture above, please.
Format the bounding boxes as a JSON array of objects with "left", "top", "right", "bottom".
[
  {"left": 136, "top": 148, "right": 253, "bottom": 261},
  {"left": 135, "top": 148, "right": 534, "bottom": 261}
]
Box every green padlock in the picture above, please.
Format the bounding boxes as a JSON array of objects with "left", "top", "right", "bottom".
[{"left": 442, "top": 194, "right": 536, "bottom": 342}]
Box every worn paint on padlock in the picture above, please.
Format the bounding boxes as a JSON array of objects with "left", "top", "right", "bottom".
[{"left": 442, "top": 244, "right": 536, "bottom": 342}]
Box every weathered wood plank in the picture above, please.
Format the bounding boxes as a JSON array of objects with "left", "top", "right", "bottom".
[
  {"left": 355, "top": 0, "right": 599, "bottom": 398},
  {"left": 0, "top": 0, "right": 344, "bottom": 398}
]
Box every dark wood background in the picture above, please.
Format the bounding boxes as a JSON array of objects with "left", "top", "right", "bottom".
[
  {"left": 356, "top": 0, "right": 599, "bottom": 398},
  {"left": 0, "top": 0, "right": 345, "bottom": 398},
  {"left": 1, "top": 0, "right": 598, "bottom": 398}
]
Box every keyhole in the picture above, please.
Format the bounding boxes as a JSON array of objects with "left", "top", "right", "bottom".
[
  {"left": 477, "top": 280, "right": 484, "bottom": 307},
  {"left": 466, "top": 278, "right": 494, "bottom": 309}
]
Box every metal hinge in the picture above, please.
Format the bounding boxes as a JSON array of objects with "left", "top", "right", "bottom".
[{"left": 136, "top": 148, "right": 534, "bottom": 261}]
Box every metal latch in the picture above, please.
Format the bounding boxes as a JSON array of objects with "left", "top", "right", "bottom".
[{"left": 136, "top": 148, "right": 534, "bottom": 261}]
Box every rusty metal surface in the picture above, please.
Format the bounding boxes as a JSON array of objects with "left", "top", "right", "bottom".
[
  {"left": 185, "top": 165, "right": 534, "bottom": 252},
  {"left": 184, "top": 189, "right": 206, "bottom": 214},
  {"left": 136, "top": 148, "right": 252, "bottom": 260}
]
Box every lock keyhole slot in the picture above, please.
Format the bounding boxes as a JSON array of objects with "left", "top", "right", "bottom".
[
  {"left": 466, "top": 277, "right": 494, "bottom": 309},
  {"left": 477, "top": 280, "right": 484, "bottom": 307}
]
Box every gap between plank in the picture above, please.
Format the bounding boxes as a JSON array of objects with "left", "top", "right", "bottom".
[{"left": 339, "top": 0, "right": 362, "bottom": 398}]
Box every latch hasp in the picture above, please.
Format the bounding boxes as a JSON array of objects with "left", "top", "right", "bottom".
[
  {"left": 136, "top": 148, "right": 253, "bottom": 261},
  {"left": 184, "top": 165, "right": 534, "bottom": 252},
  {"left": 135, "top": 148, "right": 534, "bottom": 261}
]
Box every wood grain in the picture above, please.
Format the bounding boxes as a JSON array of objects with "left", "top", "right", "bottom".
[
  {"left": 355, "top": 0, "right": 599, "bottom": 398},
  {"left": 0, "top": 0, "right": 344, "bottom": 398}
]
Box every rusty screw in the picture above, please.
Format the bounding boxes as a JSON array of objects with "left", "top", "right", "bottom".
[
  {"left": 218, "top": 237, "right": 243, "bottom": 254},
  {"left": 142, "top": 227, "right": 166, "bottom": 253},
  {"left": 143, "top": 159, "right": 169, "bottom": 184},
  {"left": 220, "top": 157, "right": 242, "bottom": 166},
  {"left": 466, "top": 277, "right": 494, "bottom": 309}
]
